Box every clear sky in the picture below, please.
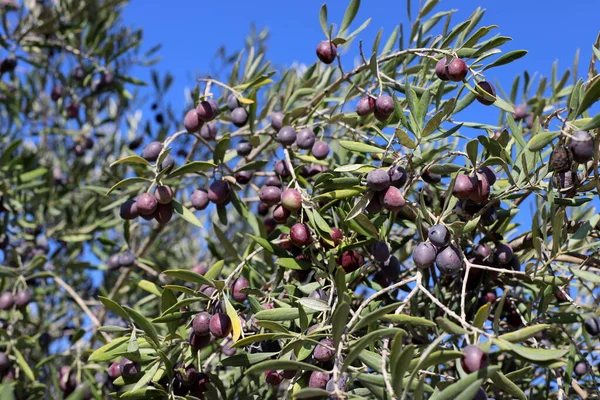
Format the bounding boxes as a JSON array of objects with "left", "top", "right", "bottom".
[{"left": 123, "top": 0, "right": 600, "bottom": 114}]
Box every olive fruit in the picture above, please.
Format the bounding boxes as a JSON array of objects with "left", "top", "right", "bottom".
[
  {"left": 316, "top": 41, "right": 337, "bottom": 64},
  {"left": 191, "top": 189, "right": 209, "bottom": 210},
  {"left": 428, "top": 224, "right": 450, "bottom": 247},
  {"left": 209, "top": 313, "right": 232, "bottom": 338},
  {"left": 435, "top": 246, "right": 463, "bottom": 275},
  {"left": 461, "top": 345, "right": 489, "bottom": 374},
  {"left": 366, "top": 169, "right": 391, "bottom": 192},
  {"left": 413, "top": 242, "right": 437, "bottom": 269},
  {"left": 192, "top": 312, "right": 212, "bottom": 336}
]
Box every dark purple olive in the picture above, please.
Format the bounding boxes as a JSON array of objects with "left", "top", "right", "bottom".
[
  {"left": 357, "top": 96, "right": 376, "bottom": 116},
  {"left": 232, "top": 277, "right": 250, "bottom": 302},
  {"left": 388, "top": 165, "right": 408, "bottom": 188},
  {"left": 192, "top": 312, "right": 212, "bottom": 336},
  {"left": 413, "top": 242, "right": 437, "bottom": 269},
  {"left": 235, "top": 170, "right": 254, "bottom": 184},
  {"left": 435, "top": 57, "right": 450, "bottom": 81},
  {"left": 184, "top": 109, "right": 202, "bottom": 133},
  {"left": 296, "top": 128, "right": 316, "bottom": 150},
  {"left": 154, "top": 203, "right": 173, "bottom": 224},
  {"left": 277, "top": 126, "right": 297, "bottom": 147},
  {"left": 290, "top": 223, "right": 312, "bottom": 246},
  {"left": 461, "top": 345, "right": 489, "bottom": 374},
  {"left": 200, "top": 122, "right": 217, "bottom": 140},
  {"left": 191, "top": 189, "right": 209, "bottom": 210},
  {"left": 209, "top": 313, "right": 232, "bottom": 338},
  {"left": 142, "top": 141, "right": 163, "bottom": 162},
  {"left": 259, "top": 186, "right": 281, "bottom": 206},
  {"left": 0, "top": 292, "right": 14, "bottom": 310},
  {"left": 313, "top": 338, "right": 335, "bottom": 362},
  {"left": 428, "top": 224, "right": 450, "bottom": 248},
  {"left": 120, "top": 199, "right": 138, "bottom": 220},
  {"left": 271, "top": 112, "right": 284, "bottom": 132},
  {"left": 475, "top": 81, "right": 496, "bottom": 106},
  {"left": 446, "top": 58, "right": 468, "bottom": 82},
  {"left": 568, "top": 130, "right": 594, "bottom": 164},
  {"left": 236, "top": 140, "right": 252, "bottom": 157},
  {"left": 208, "top": 181, "right": 230, "bottom": 204},
  {"left": 136, "top": 193, "right": 158, "bottom": 216},
  {"left": 435, "top": 246, "right": 463, "bottom": 275},
  {"left": 275, "top": 160, "right": 291, "bottom": 177},
  {"left": 311, "top": 141, "right": 330, "bottom": 160},
  {"left": 372, "top": 241, "right": 390, "bottom": 263},
  {"left": 366, "top": 169, "right": 391, "bottom": 192},
  {"left": 189, "top": 331, "right": 211, "bottom": 350},
  {"left": 119, "top": 358, "right": 140, "bottom": 378},
  {"left": 231, "top": 107, "right": 248, "bottom": 127},
  {"left": 316, "top": 41, "right": 337, "bottom": 64}
]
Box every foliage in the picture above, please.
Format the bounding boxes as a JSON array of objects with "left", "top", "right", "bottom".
[{"left": 1, "top": 0, "right": 600, "bottom": 399}]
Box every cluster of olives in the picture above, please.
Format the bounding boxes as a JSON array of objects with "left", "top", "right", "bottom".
[
  {"left": 356, "top": 94, "right": 395, "bottom": 122},
  {"left": 275, "top": 123, "right": 330, "bottom": 160},
  {"left": 0, "top": 290, "right": 32, "bottom": 310},
  {"left": 434, "top": 56, "right": 496, "bottom": 106},
  {"left": 184, "top": 94, "right": 248, "bottom": 134},
  {"left": 452, "top": 166, "right": 495, "bottom": 204},
  {"left": 550, "top": 130, "right": 595, "bottom": 190},
  {"left": 364, "top": 167, "right": 407, "bottom": 213},
  {"left": 413, "top": 224, "right": 464, "bottom": 275}
]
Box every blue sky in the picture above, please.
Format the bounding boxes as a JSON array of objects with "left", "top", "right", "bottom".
[{"left": 123, "top": 0, "right": 599, "bottom": 113}]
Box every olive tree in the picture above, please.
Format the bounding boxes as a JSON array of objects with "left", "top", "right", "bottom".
[{"left": 2, "top": 0, "right": 600, "bottom": 399}]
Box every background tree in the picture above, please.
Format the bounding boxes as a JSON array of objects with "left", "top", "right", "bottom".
[{"left": 1, "top": 0, "right": 600, "bottom": 399}]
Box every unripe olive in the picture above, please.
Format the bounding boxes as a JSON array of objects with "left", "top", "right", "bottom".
[
  {"left": 281, "top": 188, "right": 302, "bottom": 211},
  {"left": 15, "top": 290, "right": 32, "bottom": 308}
]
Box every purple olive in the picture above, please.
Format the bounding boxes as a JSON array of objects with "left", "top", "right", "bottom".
[
  {"left": 413, "top": 242, "right": 437, "bottom": 269},
  {"left": 366, "top": 169, "right": 391, "bottom": 192},
  {"left": 316, "top": 41, "right": 337, "bottom": 64},
  {"left": 271, "top": 112, "right": 284, "bottom": 132},
  {"left": 494, "top": 243, "right": 513, "bottom": 265},
  {"left": 142, "top": 141, "right": 163, "bottom": 162},
  {"left": 277, "top": 126, "right": 297, "bottom": 146},
  {"left": 308, "top": 371, "right": 329, "bottom": 389},
  {"left": 200, "top": 122, "right": 217, "bottom": 140},
  {"left": 231, "top": 107, "right": 248, "bottom": 127},
  {"left": 313, "top": 338, "right": 335, "bottom": 362},
  {"left": 427, "top": 224, "right": 450, "bottom": 248},
  {"left": 446, "top": 58, "right": 468, "bottom": 82},
  {"left": 120, "top": 199, "right": 138, "bottom": 220},
  {"left": 290, "top": 223, "right": 311, "bottom": 246},
  {"left": 154, "top": 203, "right": 173, "bottom": 224},
  {"left": 435, "top": 57, "right": 450, "bottom": 81},
  {"left": 136, "top": 193, "right": 158, "bottom": 216},
  {"left": 375, "top": 95, "right": 394, "bottom": 119},
  {"left": 236, "top": 140, "right": 252, "bottom": 157},
  {"left": 380, "top": 186, "right": 405, "bottom": 212},
  {"left": 312, "top": 141, "right": 330, "bottom": 160},
  {"left": 154, "top": 186, "right": 174, "bottom": 204},
  {"left": 461, "top": 345, "right": 489, "bottom": 374},
  {"left": 192, "top": 312, "right": 212, "bottom": 336},
  {"left": 259, "top": 186, "right": 282, "bottom": 206},
  {"left": 296, "top": 128, "right": 316, "bottom": 150},
  {"left": 209, "top": 313, "right": 232, "bottom": 338},
  {"left": 184, "top": 109, "right": 203, "bottom": 133},
  {"left": 281, "top": 188, "right": 302, "bottom": 211},
  {"left": 435, "top": 246, "right": 464, "bottom": 275},
  {"left": 208, "top": 181, "right": 230, "bottom": 204},
  {"left": 357, "top": 96, "right": 376, "bottom": 116},
  {"left": 475, "top": 81, "right": 496, "bottom": 106},
  {"left": 191, "top": 189, "right": 209, "bottom": 210},
  {"left": 388, "top": 165, "right": 408, "bottom": 188},
  {"left": 232, "top": 277, "right": 250, "bottom": 302},
  {"left": 372, "top": 241, "right": 390, "bottom": 263},
  {"left": 568, "top": 130, "right": 594, "bottom": 164},
  {"left": 226, "top": 94, "right": 240, "bottom": 111},
  {"left": 119, "top": 358, "right": 140, "bottom": 378}
]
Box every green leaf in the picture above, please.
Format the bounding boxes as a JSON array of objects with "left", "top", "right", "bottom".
[
  {"left": 0, "top": 383, "right": 15, "bottom": 400},
  {"left": 473, "top": 302, "right": 491, "bottom": 330},
  {"left": 220, "top": 352, "right": 279, "bottom": 367},
  {"left": 339, "top": 0, "right": 360, "bottom": 35},
  {"left": 431, "top": 367, "right": 500, "bottom": 400},
  {"left": 483, "top": 50, "right": 528, "bottom": 71},
  {"left": 168, "top": 161, "right": 216, "bottom": 178},
  {"left": 171, "top": 200, "right": 203, "bottom": 228},
  {"left": 110, "top": 155, "right": 150, "bottom": 167},
  {"left": 395, "top": 129, "right": 417, "bottom": 149},
  {"left": 124, "top": 306, "right": 160, "bottom": 347},
  {"left": 13, "top": 347, "right": 35, "bottom": 381},
  {"left": 428, "top": 164, "right": 464, "bottom": 175},
  {"left": 159, "top": 297, "right": 205, "bottom": 316},
  {"left": 213, "top": 223, "right": 241, "bottom": 261},
  {"left": 88, "top": 336, "right": 130, "bottom": 362},
  {"left": 493, "top": 338, "right": 568, "bottom": 362},
  {"left": 163, "top": 269, "right": 213, "bottom": 287},
  {"left": 319, "top": 3, "right": 329, "bottom": 37},
  {"left": 382, "top": 314, "right": 437, "bottom": 327},
  {"left": 436, "top": 317, "right": 467, "bottom": 335},
  {"left": 570, "top": 268, "right": 600, "bottom": 284},
  {"left": 343, "top": 328, "right": 404, "bottom": 370},
  {"left": 19, "top": 168, "right": 48, "bottom": 182},
  {"left": 498, "top": 325, "right": 550, "bottom": 343},
  {"left": 296, "top": 297, "right": 330, "bottom": 312},
  {"left": 580, "top": 113, "right": 600, "bottom": 130},
  {"left": 138, "top": 280, "right": 163, "bottom": 296},
  {"left": 205, "top": 260, "right": 224, "bottom": 281},
  {"left": 213, "top": 135, "right": 231, "bottom": 165},
  {"left": 527, "top": 131, "right": 560, "bottom": 151},
  {"left": 576, "top": 75, "right": 600, "bottom": 116},
  {"left": 332, "top": 300, "right": 350, "bottom": 347},
  {"left": 99, "top": 296, "right": 131, "bottom": 321},
  {"left": 490, "top": 370, "right": 527, "bottom": 400},
  {"left": 422, "top": 111, "right": 445, "bottom": 137},
  {"left": 294, "top": 388, "right": 331, "bottom": 399},
  {"left": 392, "top": 344, "right": 415, "bottom": 394},
  {"left": 339, "top": 140, "right": 385, "bottom": 154},
  {"left": 245, "top": 360, "right": 325, "bottom": 375},
  {"left": 351, "top": 303, "right": 399, "bottom": 333},
  {"left": 255, "top": 307, "right": 300, "bottom": 321},
  {"left": 408, "top": 349, "right": 463, "bottom": 372},
  {"left": 132, "top": 360, "right": 160, "bottom": 391},
  {"left": 106, "top": 177, "right": 150, "bottom": 195},
  {"left": 119, "top": 388, "right": 167, "bottom": 399}
]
